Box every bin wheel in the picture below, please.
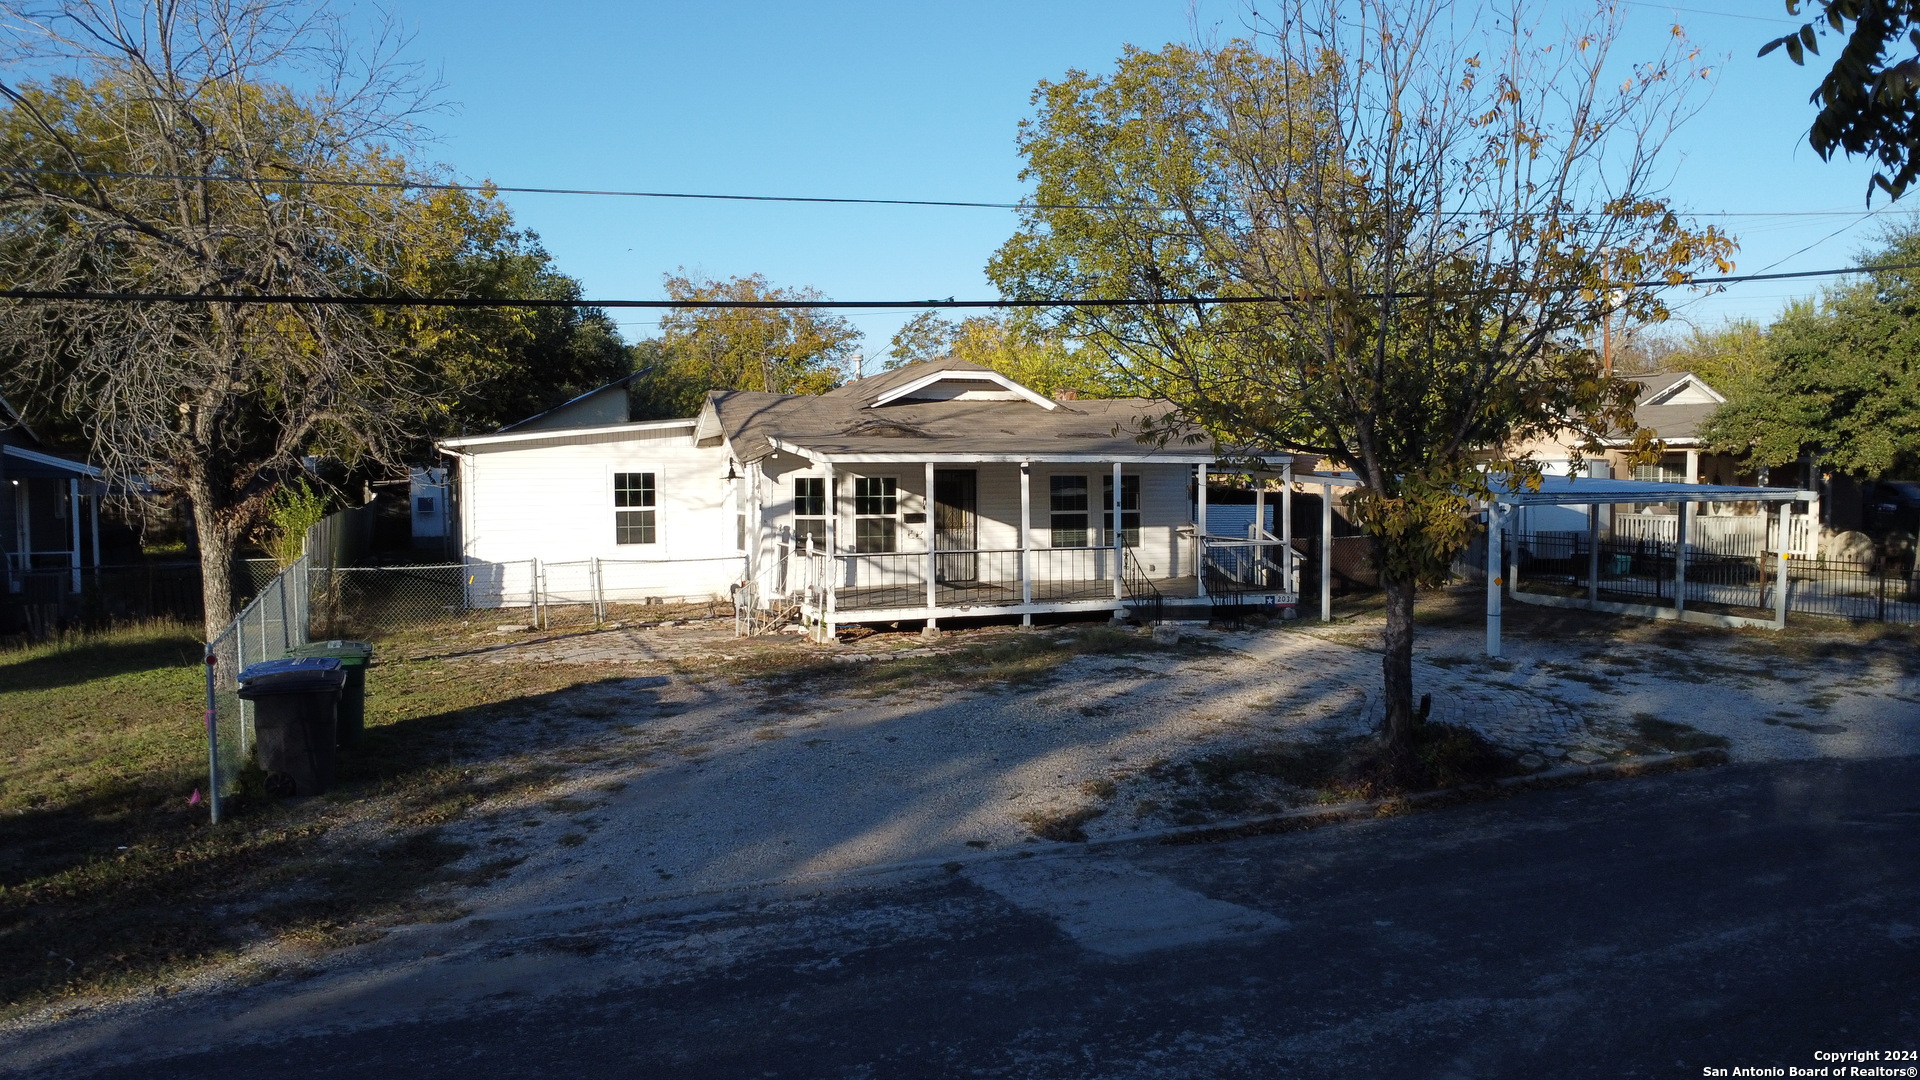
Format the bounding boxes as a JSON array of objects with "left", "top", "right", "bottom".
[{"left": 264, "top": 771, "right": 297, "bottom": 799}]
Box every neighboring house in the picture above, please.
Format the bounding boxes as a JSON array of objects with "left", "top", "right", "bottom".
[
  {"left": 440, "top": 360, "right": 1299, "bottom": 633},
  {"left": 1506, "top": 372, "right": 1819, "bottom": 555},
  {"left": 1599, "top": 372, "right": 1732, "bottom": 486},
  {"left": 0, "top": 395, "right": 110, "bottom": 594}
]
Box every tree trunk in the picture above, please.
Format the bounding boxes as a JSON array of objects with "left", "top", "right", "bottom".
[
  {"left": 187, "top": 466, "right": 236, "bottom": 643},
  {"left": 1380, "top": 573, "right": 1419, "bottom": 752}
]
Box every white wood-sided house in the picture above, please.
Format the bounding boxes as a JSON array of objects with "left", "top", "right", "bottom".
[
  {"left": 439, "top": 360, "right": 1301, "bottom": 636},
  {"left": 2, "top": 395, "right": 111, "bottom": 596}
]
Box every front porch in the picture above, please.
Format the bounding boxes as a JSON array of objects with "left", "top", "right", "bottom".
[{"left": 742, "top": 449, "right": 1321, "bottom": 640}]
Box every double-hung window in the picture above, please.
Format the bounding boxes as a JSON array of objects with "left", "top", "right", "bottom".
[
  {"left": 1049, "top": 475, "right": 1090, "bottom": 548},
  {"left": 1103, "top": 474, "right": 1140, "bottom": 547},
  {"left": 853, "top": 476, "right": 898, "bottom": 553},
  {"left": 792, "top": 477, "right": 827, "bottom": 550},
  {"left": 614, "top": 472, "right": 657, "bottom": 545}
]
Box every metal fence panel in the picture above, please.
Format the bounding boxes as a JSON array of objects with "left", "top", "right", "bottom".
[{"left": 203, "top": 555, "right": 310, "bottom": 817}]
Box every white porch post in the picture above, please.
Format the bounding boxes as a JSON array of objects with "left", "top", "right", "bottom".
[
  {"left": 11, "top": 482, "right": 27, "bottom": 573},
  {"left": 924, "top": 460, "right": 937, "bottom": 629},
  {"left": 1674, "top": 496, "right": 1690, "bottom": 615},
  {"left": 1774, "top": 502, "right": 1792, "bottom": 628},
  {"left": 1281, "top": 462, "right": 1295, "bottom": 594},
  {"left": 1111, "top": 462, "right": 1124, "bottom": 605},
  {"left": 746, "top": 461, "right": 761, "bottom": 599},
  {"left": 1684, "top": 447, "right": 1700, "bottom": 484},
  {"left": 68, "top": 478, "right": 81, "bottom": 593},
  {"left": 1019, "top": 461, "right": 1033, "bottom": 623},
  {"left": 1486, "top": 503, "right": 1504, "bottom": 658},
  {"left": 1195, "top": 462, "right": 1208, "bottom": 598},
  {"left": 1320, "top": 483, "right": 1333, "bottom": 621},
  {"left": 823, "top": 460, "right": 838, "bottom": 640},
  {"left": 1586, "top": 503, "right": 1601, "bottom": 606},
  {"left": 1254, "top": 482, "right": 1265, "bottom": 538}
]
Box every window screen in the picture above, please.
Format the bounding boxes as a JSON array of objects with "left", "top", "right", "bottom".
[
  {"left": 1050, "top": 475, "right": 1089, "bottom": 548},
  {"left": 853, "top": 477, "right": 898, "bottom": 553}
]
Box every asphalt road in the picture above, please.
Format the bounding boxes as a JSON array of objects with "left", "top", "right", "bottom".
[{"left": 15, "top": 756, "right": 1920, "bottom": 1079}]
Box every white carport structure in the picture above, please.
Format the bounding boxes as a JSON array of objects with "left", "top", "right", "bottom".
[{"left": 1484, "top": 476, "right": 1817, "bottom": 657}]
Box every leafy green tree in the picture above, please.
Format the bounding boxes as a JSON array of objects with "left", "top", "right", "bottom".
[
  {"left": 0, "top": 0, "right": 456, "bottom": 636},
  {"left": 990, "top": 1, "right": 1732, "bottom": 763},
  {"left": 630, "top": 272, "right": 860, "bottom": 418},
  {"left": 1761, "top": 1, "right": 1920, "bottom": 201},
  {"left": 1704, "top": 226, "right": 1920, "bottom": 475},
  {"left": 886, "top": 311, "right": 958, "bottom": 368},
  {"left": 393, "top": 188, "right": 630, "bottom": 437},
  {"left": 1643, "top": 320, "right": 1774, "bottom": 399},
  {"left": 886, "top": 311, "right": 1122, "bottom": 397}
]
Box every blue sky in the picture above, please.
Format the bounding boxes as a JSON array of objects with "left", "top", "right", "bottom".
[{"left": 393, "top": 0, "right": 1912, "bottom": 355}]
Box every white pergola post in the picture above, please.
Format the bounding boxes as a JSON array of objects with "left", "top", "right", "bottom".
[
  {"left": 1586, "top": 503, "right": 1601, "bottom": 606},
  {"left": 1195, "top": 462, "right": 1208, "bottom": 598},
  {"left": 1486, "top": 503, "right": 1504, "bottom": 658},
  {"left": 1774, "top": 502, "right": 1792, "bottom": 629},
  {"left": 924, "top": 460, "right": 937, "bottom": 630},
  {"left": 1019, "top": 461, "right": 1033, "bottom": 624},
  {"left": 1111, "top": 462, "right": 1124, "bottom": 605},
  {"left": 823, "top": 460, "right": 838, "bottom": 641},
  {"left": 1674, "top": 496, "right": 1690, "bottom": 615},
  {"left": 1320, "top": 483, "right": 1333, "bottom": 621},
  {"left": 67, "top": 478, "right": 81, "bottom": 593}
]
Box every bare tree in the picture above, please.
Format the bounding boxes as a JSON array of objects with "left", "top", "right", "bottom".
[
  {"left": 0, "top": 0, "right": 442, "bottom": 637},
  {"left": 993, "top": 0, "right": 1735, "bottom": 768}
]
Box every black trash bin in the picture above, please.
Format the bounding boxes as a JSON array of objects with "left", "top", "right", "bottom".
[
  {"left": 285, "top": 640, "right": 373, "bottom": 746},
  {"left": 238, "top": 658, "right": 347, "bottom": 797}
]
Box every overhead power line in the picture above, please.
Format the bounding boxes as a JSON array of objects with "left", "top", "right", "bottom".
[
  {"left": 0, "top": 166, "right": 1070, "bottom": 210},
  {"left": 3, "top": 259, "right": 1915, "bottom": 311},
  {"left": 0, "top": 166, "right": 1900, "bottom": 218}
]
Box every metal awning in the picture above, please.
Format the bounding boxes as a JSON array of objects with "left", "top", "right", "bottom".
[{"left": 1491, "top": 475, "right": 1814, "bottom": 506}]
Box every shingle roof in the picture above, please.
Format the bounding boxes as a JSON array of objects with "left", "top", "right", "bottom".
[
  {"left": 1627, "top": 371, "right": 1693, "bottom": 406},
  {"left": 823, "top": 358, "right": 1002, "bottom": 404},
  {"left": 1633, "top": 402, "right": 1717, "bottom": 443},
  {"left": 703, "top": 361, "right": 1208, "bottom": 462}
]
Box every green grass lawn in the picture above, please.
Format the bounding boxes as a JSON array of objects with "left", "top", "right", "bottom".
[
  {"left": 0, "top": 620, "right": 645, "bottom": 1019},
  {"left": 0, "top": 614, "right": 1189, "bottom": 1018}
]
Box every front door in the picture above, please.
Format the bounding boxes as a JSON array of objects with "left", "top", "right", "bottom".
[{"left": 933, "top": 469, "right": 978, "bottom": 583}]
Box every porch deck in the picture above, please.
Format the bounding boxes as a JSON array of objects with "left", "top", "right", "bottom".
[
  {"left": 785, "top": 539, "right": 1298, "bottom": 633},
  {"left": 829, "top": 573, "right": 1204, "bottom": 614}
]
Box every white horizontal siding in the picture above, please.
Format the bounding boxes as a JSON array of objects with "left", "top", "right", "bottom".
[
  {"left": 750, "top": 457, "right": 1198, "bottom": 598},
  {"left": 459, "top": 433, "right": 741, "bottom": 605}
]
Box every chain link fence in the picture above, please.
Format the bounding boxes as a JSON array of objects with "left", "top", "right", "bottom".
[{"left": 203, "top": 555, "right": 311, "bottom": 819}]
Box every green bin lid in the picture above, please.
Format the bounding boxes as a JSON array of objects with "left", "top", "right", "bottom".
[{"left": 287, "top": 640, "right": 373, "bottom": 664}]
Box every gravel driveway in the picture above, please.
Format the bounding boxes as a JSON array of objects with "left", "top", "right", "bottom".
[{"left": 436, "top": 608, "right": 1920, "bottom": 919}]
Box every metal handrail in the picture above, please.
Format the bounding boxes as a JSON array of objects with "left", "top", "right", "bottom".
[{"left": 1123, "top": 548, "right": 1162, "bottom": 623}]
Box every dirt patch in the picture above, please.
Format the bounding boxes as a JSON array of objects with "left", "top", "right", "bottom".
[
  {"left": 1141, "top": 723, "right": 1526, "bottom": 824},
  {"left": 1018, "top": 804, "right": 1107, "bottom": 843},
  {"left": 1626, "top": 714, "right": 1734, "bottom": 754}
]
